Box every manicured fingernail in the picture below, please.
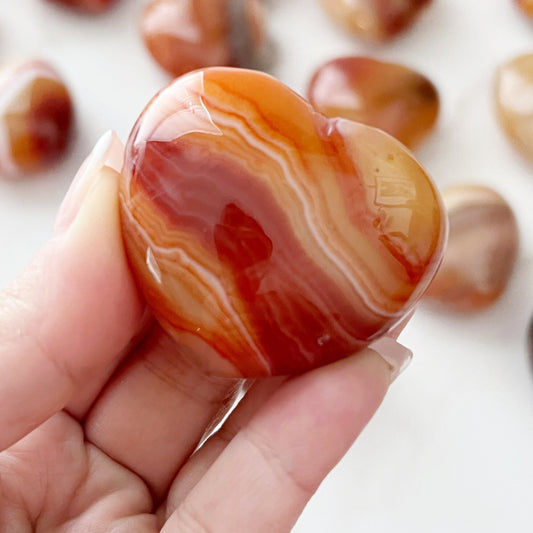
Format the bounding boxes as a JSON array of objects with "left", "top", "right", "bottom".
[
  {"left": 368, "top": 337, "right": 413, "bottom": 382},
  {"left": 54, "top": 130, "right": 122, "bottom": 235}
]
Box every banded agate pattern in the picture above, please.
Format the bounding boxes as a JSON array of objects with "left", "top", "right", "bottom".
[
  {"left": 0, "top": 59, "right": 73, "bottom": 179},
  {"left": 120, "top": 68, "right": 446, "bottom": 377}
]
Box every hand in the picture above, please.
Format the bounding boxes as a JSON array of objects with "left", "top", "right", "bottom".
[{"left": 0, "top": 132, "right": 411, "bottom": 533}]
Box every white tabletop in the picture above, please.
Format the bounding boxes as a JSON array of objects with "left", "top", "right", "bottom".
[{"left": 1, "top": 1, "right": 533, "bottom": 531}]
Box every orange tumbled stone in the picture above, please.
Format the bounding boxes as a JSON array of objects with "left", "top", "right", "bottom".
[
  {"left": 425, "top": 185, "right": 519, "bottom": 313},
  {"left": 0, "top": 60, "right": 74, "bottom": 179},
  {"left": 495, "top": 53, "right": 533, "bottom": 160},
  {"left": 515, "top": 0, "right": 533, "bottom": 17},
  {"left": 140, "top": 0, "right": 266, "bottom": 77},
  {"left": 45, "top": 0, "right": 117, "bottom": 13},
  {"left": 307, "top": 56, "right": 439, "bottom": 150},
  {"left": 319, "top": 0, "right": 432, "bottom": 41},
  {"left": 120, "top": 67, "right": 447, "bottom": 377}
]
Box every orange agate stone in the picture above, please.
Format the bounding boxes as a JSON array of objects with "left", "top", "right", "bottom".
[
  {"left": 45, "top": 0, "right": 116, "bottom": 13},
  {"left": 140, "top": 0, "right": 266, "bottom": 77},
  {"left": 319, "top": 0, "right": 432, "bottom": 41},
  {"left": 515, "top": 0, "right": 533, "bottom": 17},
  {"left": 307, "top": 57, "right": 439, "bottom": 150},
  {"left": 495, "top": 53, "right": 533, "bottom": 160},
  {"left": 0, "top": 60, "right": 74, "bottom": 179},
  {"left": 120, "top": 67, "right": 447, "bottom": 377},
  {"left": 425, "top": 185, "right": 519, "bottom": 312}
]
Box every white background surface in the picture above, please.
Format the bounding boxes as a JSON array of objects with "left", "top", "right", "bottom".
[{"left": 1, "top": 1, "right": 533, "bottom": 531}]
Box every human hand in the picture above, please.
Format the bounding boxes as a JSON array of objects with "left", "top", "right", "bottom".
[{"left": 0, "top": 132, "right": 412, "bottom": 532}]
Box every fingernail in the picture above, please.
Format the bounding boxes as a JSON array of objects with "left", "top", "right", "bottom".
[
  {"left": 54, "top": 130, "right": 122, "bottom": 235},
  {"left": 368, "top": 337, "right": 413, "bottom": 383}
]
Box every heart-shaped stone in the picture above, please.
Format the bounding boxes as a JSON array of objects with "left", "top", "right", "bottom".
[{"left": 120, "top": 67, "right": 446, "bottom": 377}]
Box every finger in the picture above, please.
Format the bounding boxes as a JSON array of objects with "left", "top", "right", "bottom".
[
  {"left": 163, "top": 336, "right": 411, "bottom": 513},
  {"left": 162, "top": 377, "right": 286, "bottom": 513},
  {"left": 162, "top": 340, "right": 411, "bottom": 533},
  {"left": 84, "top": 324, "right": 243, "bottom": 502},
  {"left": 0, "top": 132, "right": 145, "bottom": 451}
]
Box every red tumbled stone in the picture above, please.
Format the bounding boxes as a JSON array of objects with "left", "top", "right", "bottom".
[
  {"left": 140, "top": 0, "right": 266, "bottom": 77},
  {"left": 308, "top": 56, "right": 439, "bottom": 150}
]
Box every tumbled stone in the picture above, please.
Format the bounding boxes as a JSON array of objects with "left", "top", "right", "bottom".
[
  {"left": 495, "top": 53, "right": 533, "bottom": 160},
  {"left": 0, "top": 59, "right": 74, "bottom": 179},
  {"left": 307, "top": 56, "right": 439, "bottom": 150},
  {"left": 318, "top": 0, "right": 432, "bottom": 41},
  {"left": 425, "top": 185, "right": 519, "bottom": 312},
  {"left": 45, "top": 0, "right": 117, "bottom": 13},
  {"left": 120, "top": 67, "right": 447, "bottom": 377},
  {"left": 140, "top": 0, "right": 266, "bottom": 77},
  {"left": 515, "top": 0, "right": 533, "bottom": 17}
]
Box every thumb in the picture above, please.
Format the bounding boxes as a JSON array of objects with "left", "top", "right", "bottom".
[{"left": 0, "top": 131, "right": 145, "bottom": 451}]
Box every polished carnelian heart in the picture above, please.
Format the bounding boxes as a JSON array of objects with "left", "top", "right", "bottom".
[{"left": 120, "top": 67, "right": 447, "bottom": 377}]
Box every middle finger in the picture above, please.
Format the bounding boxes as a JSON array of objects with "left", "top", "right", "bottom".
[{"left": 84, "top": 323, "right": 243, "bottom": 502}]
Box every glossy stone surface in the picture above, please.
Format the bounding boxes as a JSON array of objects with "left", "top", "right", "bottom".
[
  {"left": 495, "top": 53, "right": 533, "bottom": 160},
  {"left": 319, "top": 0, "right": 432, "bottom": 41},
  {"left": 0, "top": 60, "right": 73, "bottom": 179},
  {"left": 120, "top": 67, "right": 447, "bottom": 377},
  {"left": 307, "top": 56, "right": 439, "bottom": 150},
  {"left": 515, "top": 0, "right": 533, "bottom": 17},
  {"left": 141, "top": 0, "right": 266, "bottom": 77},
  {"left": 425, "top": 185, "right": 518, "bottom": 312},
  {"left": 45, "top": 0, "right": 116, "bottom": 13}
]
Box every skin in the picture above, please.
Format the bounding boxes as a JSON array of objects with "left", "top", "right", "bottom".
[{"left": 0, "top": 138, "right": 397, "bottom": 532}]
